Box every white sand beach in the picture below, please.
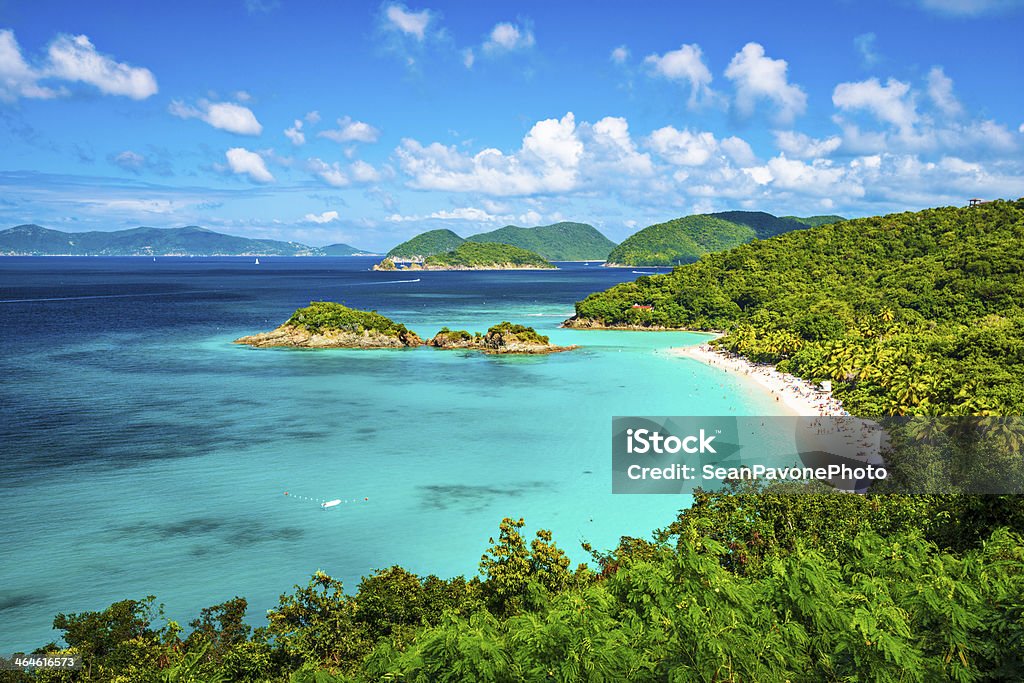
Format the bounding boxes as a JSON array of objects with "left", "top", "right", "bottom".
[{"left": 667, "top": 340, "right": 848, "bottom": 417}]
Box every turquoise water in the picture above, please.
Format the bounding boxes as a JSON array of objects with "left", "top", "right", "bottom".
[{"left": 0, "top": 258, "right": 785, "bottom": 651}]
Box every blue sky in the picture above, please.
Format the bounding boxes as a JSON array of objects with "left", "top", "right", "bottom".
[{"left": 1, "top": 0, "right": 1022, "bottom": 250}]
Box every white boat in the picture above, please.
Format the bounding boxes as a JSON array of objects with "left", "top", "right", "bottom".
[
  {"left": 255, "top": 258, "right": 260, "bottom": 265},
  {"left": 321, "top": 499, "right": 341, "bottom": 509}
]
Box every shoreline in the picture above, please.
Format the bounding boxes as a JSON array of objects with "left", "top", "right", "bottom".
[{"left": 667, "top": 339, "right": 847, "bottom": 417}]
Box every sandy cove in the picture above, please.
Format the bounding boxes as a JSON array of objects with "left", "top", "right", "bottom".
[{"left": 667, "top": 339, "right": 848, "bottom": 417}]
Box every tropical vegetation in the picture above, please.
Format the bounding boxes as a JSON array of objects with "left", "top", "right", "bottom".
[
  {"left": 285, "top": 302, "right": 416, "bottom": 339},
  {"left": 574, "top": 199, "right": 1024, "bottom": 417},
  {"left": 605, "top": 211, "right": 807, "bottom": 266},
  {"left": 422, "top": 242, "right": 554, "bottom": 269},
  {"left": 386, "top": 229, "right": 466, "bottom": 259},
  {"left": 465, "top": 222, "right": 617, "bottom": 261}
]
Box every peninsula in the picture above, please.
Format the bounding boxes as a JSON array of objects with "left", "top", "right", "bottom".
[{"left": 375, "top": 242, "right": 555, "bottom": 271}]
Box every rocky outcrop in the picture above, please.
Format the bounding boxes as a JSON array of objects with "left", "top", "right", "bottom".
[
  {"left": 234, "top": 324, "right": 423, "bottom": 349},
  {"left": 427, "top": 324, "right": 577, "bottom": 354}
]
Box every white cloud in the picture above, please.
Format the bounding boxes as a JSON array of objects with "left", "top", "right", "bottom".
[
  {"left": 588, "top": 116, "right": 654, "bottom": 176},
  {"left": 396, "top": 112, "right": 581, "bottom": 195},
  {"left": 304, "top": 210, "right": 340, "bottom": 224},
  {"left": 926, "top": 66, "right": 963, "bottom": 117},
  {"left": 725, "top": 42, "right": 807, "bottom": 124},
  {"left": 170, "top": 99, "right": 263, "bottom": 135},
  {"left": 350, "top": 160, "right": 382, "bottom": 183},
  {"left": 1019, "top": 123, "right": 1024, "bottom": 133},
  {"left": 318, "top": 116, "right": 381, "bottom": 144},
  {"left": 720, "top": 136, "right": 757, "bottom": 166},
  {"left": 45, "top": 34, "right": 157, "bottom": 99},
  {"left": 462, "top": 48, "right": 475, "bottom": 69},
  {"left": 307, "top": 158, "right": 349, "bottom": 187},
  {"left": 610, "top": 46, "right": 629, "bottom": 64},
  {"left": 483, "top": 22, "right": 535, "bottom": 52},
  {"left": 384, "top": 4, "right": 433, "bottom": 40},
  {"left": 305, "top": 110, "right": 321, "bottom": 124},
  {"left": 917, "top": 0, "right": 1024, "bottom": 15},
  {"left": 643, "top": 43, "right": 714, "bottom": 107},
  {"left": 0, "top": 29, "right": 156, "bottom": 101},
  {"left": 833, "top": 77, "right": 918, "bottom": 132},
  {"left": 854, "top": 33, "right": 880, "bottom": 68},
  {"left": 284, "top": 120, "right": 305, "bottom": 145},
  {"left": 647, "top": 127, "right": 720, "bottom": 166},
  {"left": 774, "top": 130, "right": 843, "bottom": 158},
  {"left": 225, "top": 148, "right": 274, "bottom": 183}
]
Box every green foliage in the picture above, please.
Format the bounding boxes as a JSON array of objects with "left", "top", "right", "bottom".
[
  {"left": 387, "top": 229, "right": 465, "bottom": 258},
  {"left": 423, "top": 242, "right": 554, "bottom": 269},
  {"left": 484, "top": 322, "right": 549, "bottom": 345},
  {"left": 285, "top": 301, "right": 415, "bottom": 339},
  {"left": 606, "top": 211, "right": 806, "bottom": 266},
  {"left": 783, "top": 214, "right": 847, "bottom": 227},
  {"left": 576, "top": 199, "right": 1024, "bottom": 416},
  {"left": 465, "top": 222, "right": 617, "bottom": 261}
]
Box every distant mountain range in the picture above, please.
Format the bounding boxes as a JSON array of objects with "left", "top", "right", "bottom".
[
  {"left": 387, "top": 222, "right": 618, "bottom": 261},
  {"left": 0, "top": 225, "right": 377, "bottom": 256},
  {"left": 606, "top": 212, "right": 845, "bottom": 266}
]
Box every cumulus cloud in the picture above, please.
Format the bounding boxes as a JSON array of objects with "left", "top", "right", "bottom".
[
  {"left": 926, "top": 66, "right": 963, "bottom": 117},
  {"left": 833, "top": 77, "right": 917, "bottom": 131},
  {"left": 284, "top": 119, "right": 305, "bottom": 145},
  {"left": 170, "top": 99, "right": 263, "bottom": 135},
  {"left": 725, "top": 42, "right": 807, "bottom": 124},
  {"left": 111, "top": 150, "right": 145, "bottom": 173},
  {"left": 318, "top": 116, "right": 381, "bottom": 144},
  {"left": 383, "top": 4, "right": 433, "bottom": 40},
  {"left": 774, "top": 131, "right": 843, "bottom": 158},
  {"left": 610, "top": 46, "right": 629, "bottom": 64},
  {"left": 225, "top": 148, "right": 274, "bottom": 183},
  {"left": 0, "top": 29, "right": 156, "bottom": 101},
  {"left": 647, "top": 127, "right": 722, "bottom": 166},
  {"left": 307, "top": 158, "right": 349, "bottom": 187},
  {"left": 350, "top": 160, "right": 382, "bottom": 183},
  {"left": 643, "top": 43, "right": 714, "bottom": 107},
  {"left": 303, "top": 210, "right": 340, "bottom": 224},
  {"left": 462, "top": 48, "right": 475, "bottom": 69},
  {"left": 483, "top": 22, "right": 535, "bottom": 53}
]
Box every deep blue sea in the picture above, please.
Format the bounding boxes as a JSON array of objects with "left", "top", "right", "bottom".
[{"left": 0, "top": 256, "right": 785, "bottom": 652}]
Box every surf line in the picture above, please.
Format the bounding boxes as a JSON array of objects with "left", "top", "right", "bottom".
[
  {"left": 282, "top": 491, "right": 370, "bottom": 508},
  {"left": 334, "top": 278, "right": 420, "bottom": 286},
  {"left": 0, "top": 290, "right": 226, "bottom": 304}
]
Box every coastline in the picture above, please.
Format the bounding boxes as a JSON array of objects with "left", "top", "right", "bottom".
[{"left": 667, "top": 339, "right": 847, "bottom": 417}]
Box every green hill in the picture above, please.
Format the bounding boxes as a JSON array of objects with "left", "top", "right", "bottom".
[
  {"left": 322, "top": 242, "right": 374, "bottom": 256},
  {"left": 0, "top": 224, "right": 321, "bottom": 256},
  {"left": 422, "top": 242, "right": 554, "bottom": 269},
  {"left": 465, "top": 222, "right": 616, "bottom": 261},
  {"left": 606, "top": 211, "right": 806, "bottom": 266},
  {"left": 572, "top": 199, "right": 1024, "bottom": 416},
  {"left": 386, "top": 229, "right": 465, "bottom": 259},
  {"left": 784, "top": 214, "right": 846, "bottom": 227}
]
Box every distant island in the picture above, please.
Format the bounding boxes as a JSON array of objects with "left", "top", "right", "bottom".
[
  {"left": 234, "top": 302, "right": 423, "bottom": 348},
  {"left": 428, "top": 322, "right": 576, "bottom": 354},
  {"left": 375, "top": 242, "right": 555, "bottom": 271},
  {"left": 0, "top": 224, "right": 377, "bottom": 256},
  {"left": 386, "top": 222, "right": 617, "bottom": 262},
  {"left": 605, "top": 211, "right": 843, "bottom": 266},
  {"left": 236, "top": 302, "right": 572, "bottom": 354}
]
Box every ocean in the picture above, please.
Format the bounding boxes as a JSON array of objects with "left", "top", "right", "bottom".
[{"left": 0, "top": 256, "right": 786, "bottom": 652}]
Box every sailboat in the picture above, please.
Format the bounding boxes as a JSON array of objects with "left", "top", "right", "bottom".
[{"left": 255, "top": 257, "right": 260, "bottom": 265}]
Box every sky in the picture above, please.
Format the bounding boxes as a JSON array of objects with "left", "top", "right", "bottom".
[{"left": 1, "top": 0, "right": 1022, "bottom": 251}]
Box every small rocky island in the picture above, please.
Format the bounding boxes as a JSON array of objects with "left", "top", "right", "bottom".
[
  {"left": 235, "top": 302, "right": 574, "bottom": 354},
  {"left": 428, "top": 322, "right": 576, "bottom": 354},
  {"left": 374, "top": 242, "right": 555, "bottom": 271},
  {"left": 234, "top": 301, "right": 423, "bottom": 348}
]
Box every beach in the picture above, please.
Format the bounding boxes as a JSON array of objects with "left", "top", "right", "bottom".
[{"left": 667, "top": 340, "right": 848, "bottom": 417}]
